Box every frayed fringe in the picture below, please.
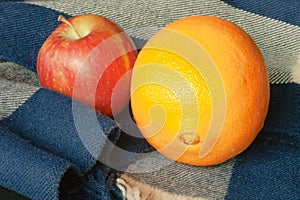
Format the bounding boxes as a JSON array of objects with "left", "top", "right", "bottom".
[{"left": 117, "top": 175, "right": 206, "bottom": 200}]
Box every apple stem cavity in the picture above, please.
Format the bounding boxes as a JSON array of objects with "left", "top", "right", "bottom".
[{"left": 58, "top": 15, "right": 82, "bottom": 39}]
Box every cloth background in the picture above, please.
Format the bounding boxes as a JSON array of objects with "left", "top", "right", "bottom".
[{"left": 0, "top": 0, "right": 299, "bottom": 199}]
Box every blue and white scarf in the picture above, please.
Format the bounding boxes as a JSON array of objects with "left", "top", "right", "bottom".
[{"left": 0, "top": 0, "right": 299, "bottom": 199}]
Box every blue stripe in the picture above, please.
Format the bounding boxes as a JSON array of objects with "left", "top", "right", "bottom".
[
  {"left": 223, "top": 0, "right": 300, "bottom": 26},
  {"left": 0, "top": 88, "right": 120, "bottom": 172},
  {"left": 0, "top": 2, "right": 71, "bottom": 72},
  {"left": 226, "top": 83, "right": 300, "bottom": 199},
  {"left": 263, "top": 83, "right": 300, "bottom": 135},
  {"left": 0, "top": 125, "right": 77, "bottom": 200},
  {"left": 226, "top": 132, "right": 300, "bottom": 199}
]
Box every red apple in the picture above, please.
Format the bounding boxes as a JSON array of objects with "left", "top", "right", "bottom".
[{"left": 37, "top": 14, "right": 138, "bottom": 117}]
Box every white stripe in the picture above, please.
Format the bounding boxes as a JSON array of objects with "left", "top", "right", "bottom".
[{"left": 292, "top": 54, "right": 300, "bottom": 84}]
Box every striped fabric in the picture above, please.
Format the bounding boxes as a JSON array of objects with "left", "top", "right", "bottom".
[
  {"left": 0, "top": 0, "right": 299, "bottom": 199},
  {"left": 26, "top": 0, "right": 300, "bottom": 84}
]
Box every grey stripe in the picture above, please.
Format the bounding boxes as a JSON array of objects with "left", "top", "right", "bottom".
[
  {"left": 0, "top": 62, "right": 40, "bottom": 120},
  {"left": 0, "top": 61, "right": 40, "bottom": 86},
  {"left": 124, "top": 156, "right": 235, "bottom": 199},
  {"left": 26, "top": 0, "right": 300, "bottom": 84},
  {"left": 291, "top": 55, "right": 300, "bottom": 84},
  {"left": 0, "top": 79, "right": 39, "bottom": 120}
]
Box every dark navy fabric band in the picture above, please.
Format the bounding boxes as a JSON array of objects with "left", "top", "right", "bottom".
[
  {"left": 0, "top": 88, "right": 124, "bottom": 199},
  {"left": 0, "top": 125, "right": 77, "bottom": 200},
  {"left": 227, "top": 129, "right": 300, "bottom": 199},
  {"left": 227, "top": 84, "right": 300, "bottom": 199},
  {"left": 0, "top": 88, "right": 121, "bottom": 171},
  {"left": 223, "top": 0, "right": 300, "bottom": 26},
  {"left": 263, "top": 83, "right": 300, "bottom": 135},
  {"left": 0, "top": 2, "right": 71, "bottom": 72}
]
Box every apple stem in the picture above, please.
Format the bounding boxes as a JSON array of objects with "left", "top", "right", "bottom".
[{"left": 58, "top": 15, "right": 82, "bottom": 39}]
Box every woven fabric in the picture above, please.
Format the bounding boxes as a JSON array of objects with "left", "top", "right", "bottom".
[
  {"left": 0, "top": 0, "right": 299, "bottom": 200},
  {"left": 26, "top": 0, "right": 300, "bottom": 84},
  {"left": 0, "top": 125, "right": 77, "bottom": 200},
  {"left": 224, "top": 0, "right": 300, "bottom": 27}
]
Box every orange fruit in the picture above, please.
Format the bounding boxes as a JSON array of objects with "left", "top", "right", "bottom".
[{"left": 130, "top": 16, "right": 270, "bottom": 166}]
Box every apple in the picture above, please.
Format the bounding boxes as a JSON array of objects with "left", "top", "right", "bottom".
[{"left": 37, "top": 14, "right": 138, "bottom": 117}]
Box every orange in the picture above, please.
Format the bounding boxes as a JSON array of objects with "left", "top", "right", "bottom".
[{"left": 130, "top": 16, "right": 270, "bottom": 166}]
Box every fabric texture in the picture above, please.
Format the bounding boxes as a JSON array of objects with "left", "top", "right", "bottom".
[
  {"left": 0, "top": 0, "right": 299, "bottom": 200},
  {"left": 0, "top": 125, "right": 77, "bottom": 200},
  {"left": 224, "top": 0, "right": 300, "bottom": 27}
]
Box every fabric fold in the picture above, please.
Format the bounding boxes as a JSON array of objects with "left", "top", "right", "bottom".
[
  {"left": 0, "top": 74, "right": 124, "bottom": 199},
  {"left": 0, "top": 87, "right": 121, "bottom": 172},
  {"left": 0, "top": 125, "right": 79, "bottom": 200}
]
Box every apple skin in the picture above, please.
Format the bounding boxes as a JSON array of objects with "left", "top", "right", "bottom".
[{"left": 37, "top": 14, "right": 138, "bottom": 117}]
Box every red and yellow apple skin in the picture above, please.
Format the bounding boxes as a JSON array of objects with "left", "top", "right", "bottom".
[{"left": 37, "top": 14, "right": 138, "bottom": 117}]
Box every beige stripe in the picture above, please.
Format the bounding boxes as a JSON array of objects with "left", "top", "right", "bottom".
[
  {"left": 291, "top": 54, "right": 300, "bottom": 84},
  {"left": 0, "top": 81, "right": 39, "bottom": 120},
  {"left": 0, "top": 61, "right": 40, "bottom": 86},
  {"left": 118, "top": 155, "right": 235, "bottom": 199},
  {"left": 26, "top": 0, "right": 300, "bottom": 84},
  {"left": 0, "top": 62, "right": 40, "bottom": 120}
]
